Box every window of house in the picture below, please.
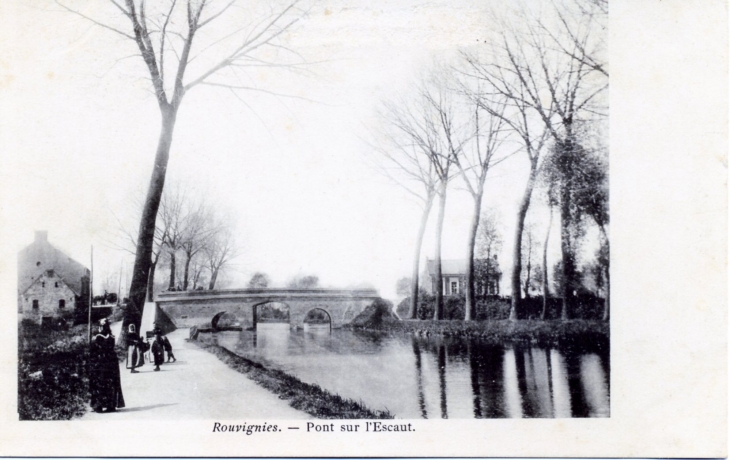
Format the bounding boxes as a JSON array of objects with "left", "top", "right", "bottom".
[
  {"left": 41, "top": 282, "right": 45, "bottom": 288},
  {"left": 59, "top": 299, "right": 65, "bottom": 309},
  {"left": 55, "top": 282, "right": 58, "bottom": 288},
  {"left": 451, "top": 281, "right": 458, "bottom": 294},
  {"left": 32, "top": 300, "right": 39, "bottom": 309},
  {"left": 36, "top": 261, "right": 41, "bottom": 267}
]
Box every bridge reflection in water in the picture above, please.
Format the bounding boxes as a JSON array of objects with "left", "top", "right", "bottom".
[{"left": 207, "top": 325, "right": 609, "bottom": 419}]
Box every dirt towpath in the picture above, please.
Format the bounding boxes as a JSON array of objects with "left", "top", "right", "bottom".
[{"left": 83, "top": 327, "right": 309, "bottom": 420}]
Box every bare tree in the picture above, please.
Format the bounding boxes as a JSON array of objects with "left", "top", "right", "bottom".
[
  {"left": 189, "top": 254, "right": 208, "bottom": 289},
  {"left": 475, "top": 210, "right": 503, "bottom": 297},
  {"left": 58, "top": 0, "right": 312, "bottom": 335},
  {"left": 157, "top": 185, "right": 187, "bottom": 291},
  {"left": 204, "top": 224, "right": 238, "bottom": 290},
  {"left": 179, "top": 199, "right": 216, "bottom": 290},
  {"left": 521, "top": 222, "right": 539, "bottom": 300},
  {"left": 382, "top": 75, "right": 460, "bottom": 320},
  {"left": 540, "top": 183, "right": 558, "bottom": 319},
  {"left": 450, "top": 76, "right": 511, "bottom": 320},
  {"left": 464, "top": 48, "right": 552, "bottom": 319},
  {"left": 372, "top": 95, "right": 441, "bottom": 319}
]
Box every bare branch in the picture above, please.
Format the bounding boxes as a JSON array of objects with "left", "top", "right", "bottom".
[{"left": 55, "top": 1, "right": 135, "bottom": 39}]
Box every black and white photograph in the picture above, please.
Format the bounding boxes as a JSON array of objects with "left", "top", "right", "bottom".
[{"left": 0, "top": 0, "right": 726, "bottom": 457}]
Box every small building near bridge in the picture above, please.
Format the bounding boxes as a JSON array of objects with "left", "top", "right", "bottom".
[{"left": 17, "top": 231, "right": 90, "bottom": 325}]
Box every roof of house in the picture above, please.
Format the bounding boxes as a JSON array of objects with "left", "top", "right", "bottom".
[
  {"left": 18, "top": 232, "right": 89, "bottom": 294},
  {"left": 21, "top": 269, "right": 79, "bottom": 296},
  {"left": 427, "top": 259, "right": 467, "bottom": 276},
  {"left": 426, "top": 257, "right": 502, "bottom": 277}
]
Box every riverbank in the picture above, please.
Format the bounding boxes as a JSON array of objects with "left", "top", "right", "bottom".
[
  {"left": 192, "top": 339, "right": 393, "bottom": 419},
  {"left": 352, "top": 318, "right": 609, "bottom": 349}
]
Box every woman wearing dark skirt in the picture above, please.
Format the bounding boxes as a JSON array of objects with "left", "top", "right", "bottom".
[{"left": 89, "top": 318, "right": 125, "bottom": 412}]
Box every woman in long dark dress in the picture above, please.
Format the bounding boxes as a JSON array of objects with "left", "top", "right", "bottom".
[{"left": 89, "top": 318, "right": 125, "bottom": 412}]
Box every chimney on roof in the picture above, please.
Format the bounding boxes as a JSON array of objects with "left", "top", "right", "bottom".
[{"left": 35, "top": 231, "right": 48, "bottom": 243}]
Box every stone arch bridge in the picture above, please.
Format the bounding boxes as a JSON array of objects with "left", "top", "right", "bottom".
[{"left": 152, "top": 288, "right": 381, "bottom": 330}]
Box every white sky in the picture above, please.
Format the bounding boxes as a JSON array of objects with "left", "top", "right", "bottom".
[{"left": 0, "top": 0, "right": 600, "bottom": 300}]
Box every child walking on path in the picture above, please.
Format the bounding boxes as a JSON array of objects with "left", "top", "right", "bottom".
[
  {"left": 162, "top": 335, "right": 176, "bottom": 362},
  {"left": 151, "top": 328, "right": 165, "bottom": 372}
]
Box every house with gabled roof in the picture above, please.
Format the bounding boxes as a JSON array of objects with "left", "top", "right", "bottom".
[
  {"left": 17, "top": 231, "right": 90, "bottom": 325},
  {"left": 20, "top": 270, "right": 79, "bottom": 325}
]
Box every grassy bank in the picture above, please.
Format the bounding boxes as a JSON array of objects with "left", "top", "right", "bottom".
[
  {"left": 354, "top": 318, "right": 609, "bottom": 349},
  {"left": 18, "top": 321, "right": 90, "bottom": 420},
  {"left": 191, "top": 339, "right": 393, "bottom": 419}
]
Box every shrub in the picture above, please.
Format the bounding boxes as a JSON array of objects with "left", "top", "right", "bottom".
[
  {"left": 18, "top": 321, "right": 91, "bottom": 420},
  {"left": 349, "top": 298, "right": 396, "bottom": 328}
]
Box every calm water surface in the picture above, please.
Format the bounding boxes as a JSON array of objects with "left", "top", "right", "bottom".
[{"left": 210, "top": 324, "right": 609, "bottom": 419}]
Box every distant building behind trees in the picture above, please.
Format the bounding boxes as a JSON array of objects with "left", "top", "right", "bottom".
[{"left": 423, "top": 257, "right": 501, "bottom": 297}]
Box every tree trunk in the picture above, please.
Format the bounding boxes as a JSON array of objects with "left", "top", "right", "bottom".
[
  {"left": 541, "top": 206, "right": 553, "bottom": 319},
  {"left": 433, "top": 183, "right": 448, "bottom": 320},
  {"left": 560, "top": 181, "right": 576, "bottom": 320},
  {"left": 557, "top": 135, "right": 580, "bottom": 321},
  {"left": 168, "top": 251, "right": 176, "bottom": 290},
  {"left": 464, "top": 191, "right": 483, "bottom": 321},
  {"left": 600, "top": 225, "right": 610, "bottom": 321},
  {"left": 146, "top": 261, "right": 157, "bottom": 302},
  {"left": 408, "top": 192, "right": 435, "bottom": 319},
  {"left": 209, "top": 268, "right": 219, "bottom": 290},
  {"left": 509, "top": 160, "right": 539, "bottom": 320},
  {"left": 122, "top": 108, "right": 178, "bottom": 345},
  {"left": 183, "top": 254, "right": 192, "bottom": 290},
  {"left": 523, "top": 254, "right": 531, "bottom": 299}
]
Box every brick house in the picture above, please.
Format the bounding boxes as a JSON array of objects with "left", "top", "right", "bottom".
[
  {"left": 424, "top": 257, "right": 502, "bottom": 296},
  {"left": 17, "top": 231, "right": 90, "bottom": 325}
]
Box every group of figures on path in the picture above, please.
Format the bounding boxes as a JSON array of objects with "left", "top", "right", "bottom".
[
  {"left": 126, "top": 323, "right": 176, "bottom": 373},
  {"left": 88, "top": 319, "right": 176, "bottom": 413}
]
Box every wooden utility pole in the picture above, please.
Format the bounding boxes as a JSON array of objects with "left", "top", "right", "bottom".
[{"left": 88, "top": 245, "right": 93, "bottom": 344}]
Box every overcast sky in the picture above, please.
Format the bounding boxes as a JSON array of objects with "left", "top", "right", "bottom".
[{"left": 1, "top": 0, "right": 597, "bottom": 300}]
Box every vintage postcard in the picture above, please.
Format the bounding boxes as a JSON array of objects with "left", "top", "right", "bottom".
[{"left": 0, "top": 0, "right": 726, "bottom": 457}]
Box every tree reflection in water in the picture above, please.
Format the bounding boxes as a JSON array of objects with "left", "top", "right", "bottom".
[{"left": 211, "top": 328, "right": 608, "bottom": 419}]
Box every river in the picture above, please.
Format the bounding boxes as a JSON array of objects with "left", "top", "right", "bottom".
[{"left": 207, "top": 323, "right": 609, "bottom": 419}]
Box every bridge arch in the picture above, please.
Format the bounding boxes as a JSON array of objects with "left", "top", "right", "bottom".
[
  {"left": 302, "top": 307, "right": 332, "bottom": 331},
  {"left": 251, "top": 301, "right": 291, "bottom": 329}
]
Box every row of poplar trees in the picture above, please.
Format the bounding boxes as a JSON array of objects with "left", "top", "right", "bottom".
[{"left": 373, "top": 0, "right": 609, "bottom": 322}]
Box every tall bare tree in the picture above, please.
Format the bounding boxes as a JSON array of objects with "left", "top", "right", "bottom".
[
  {"left": 179, "top": 199, "right": 216, "bottom": 290},
  {"left": 382, "top": 76, "right": 460, "bottom": 320},
  {"left": 450, "top": 78, "right": 511, "bottom": 320},
  {"left": 204, "top": 224, "right": 238, "bottom": 290},
  {"left": 372, "top": 103, "right": 440, "bottom": 320},
  {"left": 59, "top": 0, "right": 311, "bottom": 336}
]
